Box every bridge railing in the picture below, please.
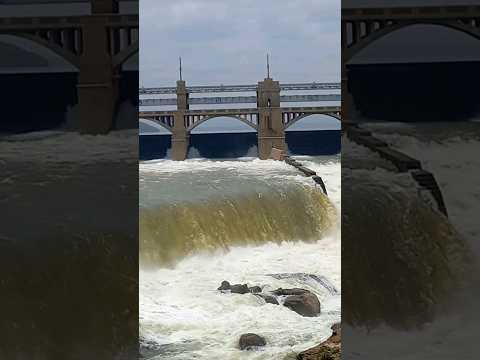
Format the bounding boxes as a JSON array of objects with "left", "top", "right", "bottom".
[
  {"left": 139, "top": 82, "right": 341, "bottom": 95},
  {"left": 139, "top": 94, "right": 341, "bottom": 106}
]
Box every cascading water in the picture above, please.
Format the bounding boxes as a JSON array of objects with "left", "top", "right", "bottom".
[
  {"left": 140, "top": 185, "right": 335, "bottom": 267},
  {"left": 342, "top": 122, "right": 479, "bottom": 359},
  {"left": 139, "top": 156, "right": 341, "bottom": 359}
]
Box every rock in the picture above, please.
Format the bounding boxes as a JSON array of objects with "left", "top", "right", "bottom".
[
  {"left": 230, "top": 284, "right": 250, "bottom": 294},
  {"left": 273, "top": 288, "right": 308, "bottom": 296},
  {"left": 296, "top": 324, "right": 341, "bottom": 360},
  {"left": 273, "top": 288, "right": 320, "bottom": 317},
  {"left": 331, "top": 323, "right": 341, "bottom": 336},
  {"left": 249, "top": 286, "right": 262, "bottom": 293},
  {"left": 239, "top": 333, "right": 266, "bottom": 350},
  {"left": 255, "top": 293, "right": 279, "bottom": 305},
  {"left": 218, "top": 281, "right": 231, "bottom": 291}
]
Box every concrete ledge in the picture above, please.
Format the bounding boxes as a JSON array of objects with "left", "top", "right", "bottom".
[
  {"left": 346, "top": 125, "right": 448, "bottom": 217},
  {"left": 375, "top": 147, "right": 422, "bottom": 172},
  {"left": 282, "top": 157, "right": 329, "bottom": 196},
  {"left": 297, "top": 166, "right": 317, "bottom": 177},
  {"left": 312, "top": 176, "right": 328, "bottom": 196},
  {"left": 411, "top": 169, "right": 448, "bottom": 216},
  {"left": 349, "top": 134, "right": 388, "bottom": 148}
]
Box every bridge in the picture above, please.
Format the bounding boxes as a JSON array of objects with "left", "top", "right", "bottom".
[
  {"left": 0, "top": 0, "right": 139, "bottom": 133},
  {"left": 139, "top": 82, "right": 340, "bottom": 95},
  {"left": 139, "top": 77, "right": 341, "bottom": 160},
  {"left": 341, "top": 4, "right": 480, "bottom": 119}
]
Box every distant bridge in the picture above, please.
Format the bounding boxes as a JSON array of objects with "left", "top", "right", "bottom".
[
  {"left": 140, "top": 106, "right": 341, "bottom": 132},
  {"left": 139, "top": 94, "right": 341, "bottom": 106},
  {"left": 139, "top": 77, "right": 341, "bottom": 160},
  {"left": 139, "top": 82, "right": 340, "bottom": 95}
]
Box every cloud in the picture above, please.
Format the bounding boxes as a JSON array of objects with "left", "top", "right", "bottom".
[{"left": 140, "top": 0, "right": 340, "bottom": 86}]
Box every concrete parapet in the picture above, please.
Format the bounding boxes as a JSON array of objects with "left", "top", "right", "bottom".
[{"left": 346, "top": 125, "right": 448, "bottom": 216}]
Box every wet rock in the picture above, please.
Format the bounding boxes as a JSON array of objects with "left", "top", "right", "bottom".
[
  {"left": 230, "top": 284, "right": 250, "bottom": 294},
  {"left": 297, "top": 323, "right": 341, "bottom": 360},
  {"left": 273, "top": 288, "right": 320, "bottom": 317},
  {"left": 239, "top": 333, "right": 266, "bottom": 350},
  {"left": 273, "top": 288, "right": 308, "bottom": 296},
  {"left": 217, "top": 281, "right": 231, "bottom": 291},
  {"left": 331, "top": 323, "right": 341, "bottom": 336},
  {"left": 255, "top": 293, "right": 279, "bottom": 305},
  {"left": 249, "top": 286, "right": 262, "bottom": 293}
]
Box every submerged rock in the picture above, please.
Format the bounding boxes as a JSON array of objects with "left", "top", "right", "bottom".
[
  {"left": 217, "top": 280, "right": 231, "bottom": 291},
  {"left": 230, "top": 284, "right": 250, "bottom": 294},
  {"left": 255, "top": 293, "right": 279, "bottom": 305},
  {"left": 239, "top": 333, "right": 266, "bottom": 350},
  {"left": 217, "top": 281, "right": 257, "bottom": 294},
  {"left": 273, "top": 288, "right": 320, "bottom": 317},
  {"left": 249, "top": 286, "right": 262, "bottom": 293},
  {"left": 297, "top": 323, "right": 341, "bottom": 360}
]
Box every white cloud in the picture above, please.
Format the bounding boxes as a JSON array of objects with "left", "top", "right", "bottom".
[{"left": 140, "top": 0, "right": 341, "bottom": 86}]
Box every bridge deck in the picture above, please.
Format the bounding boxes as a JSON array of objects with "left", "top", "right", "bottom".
[
  {"left": 139, "top": 82, "right": 341, "bottom": 95},
  {"left": 139, "top": 94, "right": 341, "bottom": 106},
  {"left": 139, "top": 106, "right": 341, "bottom": 118}
]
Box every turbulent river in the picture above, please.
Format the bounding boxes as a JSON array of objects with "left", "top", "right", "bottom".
[
  {"left": 342, "top": 121, "right": 480, "bottom": 359},
  {"left": 139, "top": 156, "right": 341, "bottom": 359}
]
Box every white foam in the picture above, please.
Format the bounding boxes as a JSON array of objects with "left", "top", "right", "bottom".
[
  {"left": 1, "top": 129, "right": 137, "bottom": 163},
  {"left": 140, "top": 157, "right": 341, "bottom": 359}
]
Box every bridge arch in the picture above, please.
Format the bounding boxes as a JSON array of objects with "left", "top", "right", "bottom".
[
  {"left": 188, "top": 115, "right": 258, "bottom": 132},
  {"left": 285, "top": 113, "right": 341, "bottom": 130},
  {"left": 0, "top": 33, "right": 80, "bottom": 70},
  {"left": 139, "top": 118, "right": 172, "bottom": 133},
  {"left": 345, "top": 21, "right": 480, "bottom": 63}
]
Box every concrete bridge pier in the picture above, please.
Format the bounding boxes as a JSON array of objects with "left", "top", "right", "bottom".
[
  {"left": 171, "top": 80, "right": 190, "bottom": 160},
  {"left": 257, "top": 77, "right": 286, "bottom": 160},
  {"left": 341, "top": 77, "right": 356, "bottom": 125},
  {"left": 171, "top": 111, "right": 189, "bottom": 161},
  {"left": 76, "top": 2, "right": 122, "bottom": 134}
]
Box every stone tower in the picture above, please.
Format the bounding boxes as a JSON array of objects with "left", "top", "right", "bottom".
[
  {"left": 257, "top": 76, "right": 285, "bottom": 159},
  {"left": 171, "top": 79, "right": 189, "bottom": 160}
]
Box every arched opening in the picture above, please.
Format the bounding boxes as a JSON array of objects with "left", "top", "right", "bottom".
[
  {"left": 285, "top": 114, "right": 341, "bottom": 156},
  {"left": 285, "top": 114, "right": 341, "bottom": 131},
  {"left": 139, "top": 118, "right": 172, "bottom": 134},
  {"left": 189, "top": 116, "right": 258, "bottom": 159},
  {"left": 139, "top": 118, "right": 172, "bottom": 161},
  {"left": 190, "top": 116, "right": 257, "bottom": 134},
  {"left": 0, "top": 34, "right": 79, "bottom": 133},
  {"left": 347, "top": 24, "right": 480, "bottom": 122}
]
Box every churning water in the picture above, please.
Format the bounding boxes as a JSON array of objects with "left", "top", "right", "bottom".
[
  {"left": 342, "top": 122, "right": 480, "bottom": 359},
  {"left": 139, "top": 156, "right": 341, "bottom": 359}
]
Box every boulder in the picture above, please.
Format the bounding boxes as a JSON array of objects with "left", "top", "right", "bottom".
[
  {"left": 217, "top": 280, "right": 231, "bottom": 291},
  {"left": 331, "top": 323, "right": 341, "bottom": 336},
  {"left": 249, "top": 286, "right": 262, "bottom": 293},
  {"left": 239, "top": 333, "right": 266, "bottom": 350},
  {"left": 273, "top": 288, "right": 320, "bottom": 317},
  {"left": 297, "top": 323, "right": 341, "bottom": 360},
  {"left": 230, "top": 284, "right": 250, "bottom": 294}
]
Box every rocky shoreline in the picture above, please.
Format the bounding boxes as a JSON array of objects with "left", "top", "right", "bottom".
[
  {"left": 295, "top": 323, "right": 341, "bottom": 360},
  {"left": 218, "top": 280, "right": 340, "bottom": 359},
  {"left": 140, "top": 276, "right": 339, "bottom": 359}
]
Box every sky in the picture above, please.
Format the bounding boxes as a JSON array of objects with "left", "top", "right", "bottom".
[{"left": 140, "top": 0, "right": 340, "bottom": 87}]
